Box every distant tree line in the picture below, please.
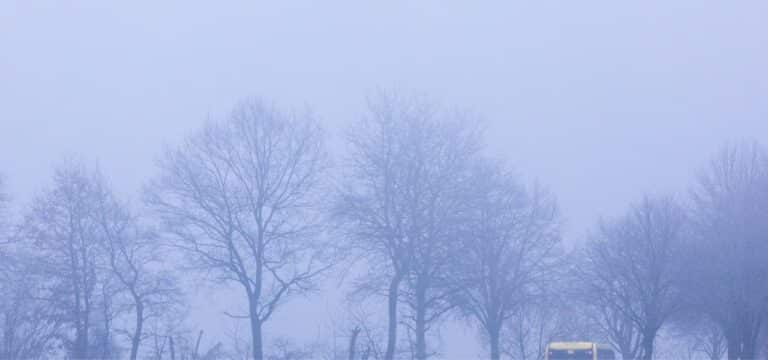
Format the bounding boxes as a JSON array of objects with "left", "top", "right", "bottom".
[{"left": 0, "top": 92, "right": 766, "bottom": 360}]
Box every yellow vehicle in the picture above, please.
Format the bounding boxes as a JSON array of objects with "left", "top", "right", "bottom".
[{"left": 544, "top": 342, "right": 615, "bottom": 360}]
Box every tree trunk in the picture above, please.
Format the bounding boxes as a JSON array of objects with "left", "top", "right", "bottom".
[
  {"left": 349, "top": 327, "right": 361, "bottom": 360},
  {"left": 73, "top": 287, "right": 87, "bottom": 359},
  {"left": 385, "top": 273, "right": 403, "bottom": 360},
  {"left": 130, "top": 302, "right": 144, "bottom": 360},
  {"left": 82, "top": 249, "right": 92, "bottom": 360},
  {"left": 415, "top": 279, "right": 427, "bottom": 360},
  {"left": 2, "top": 312, "right": 13, "bottom": 359},
  {"left": 75, "top": 322, "right": 88, "bottom": 360},
  {"left": 727, "top": 332, "right": 740, "bottom": 360},
  {"left": 169, "top": 336, "right": 176, "bottom": 360},
  {"left": 194, "top": 330, "right": 203, "bottom": 357},
  {"left": 641, "top": 333, "right": 655, "bottom": 360},
  {"left": 415, "top": 316, "right": 426, "bottom": 360},
  {"left": 102, "top": 301, "right": 112, "bottom": 360},
  {"left": 250, "top": 302, "right": 264, "bottom": 360},
  {"left": 488, "top": 320, "right": 501, "bottom": 360}
]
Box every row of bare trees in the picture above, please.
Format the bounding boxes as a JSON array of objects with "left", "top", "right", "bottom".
[
  {"left": 334, "top": 93, "right": 566, "bottom": 360},
  {"left": 1, "top": 93, "right": 766, "bottom": 360},
  {"left": 0, "top": 93, "right": 566, "bottom": 360},
  {"left": 0, "top": 99, "right": 337, "bottom": 360},
  {"left": 574, "top": 142, "right": 768, "bottom": 360}
]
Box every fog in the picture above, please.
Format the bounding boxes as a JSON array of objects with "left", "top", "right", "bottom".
[{"left": 1, "top": 1, "right": 767, "bottom": 359}]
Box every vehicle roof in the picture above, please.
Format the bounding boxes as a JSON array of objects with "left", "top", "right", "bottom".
[{"left": 548, "top": 342, "right": 594, "bottom": 350}]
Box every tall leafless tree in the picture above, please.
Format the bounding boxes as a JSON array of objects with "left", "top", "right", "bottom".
[
  {"left": 454, "top": 161, "right": 561, "bottom": 360},
  {"left": 335, "top": 92, "right": 481, "bottom": 360},
  {"left": 579, "top": 196, "right": 687, "bottom": 360},
  {"left": 400, "top": 117, "right": 481, "bottom": 360},
  {"left": 686, "top": 141, "right": 768, "bottom": 360},
  {"left": 146, "top": 98, "right": 330, "bottom": 360},
  {"left": 334, "top": 93, "right": 422, "bottom": 360},
  {"left": 21, "top": 161, "right": 112, "bottom": 359}
]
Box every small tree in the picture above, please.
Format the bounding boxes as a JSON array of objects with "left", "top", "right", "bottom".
[{"left": 146, "top": 98, "right": 330, "bottom": 360}]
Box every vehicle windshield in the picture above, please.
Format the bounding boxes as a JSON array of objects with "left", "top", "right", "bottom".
[{"left": 547, "top": 349, "right": 593, "bottom": 359}]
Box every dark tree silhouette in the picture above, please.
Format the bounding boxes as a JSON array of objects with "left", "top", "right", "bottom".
[{"left": 146, "top": 98, "right": 331, "bottom": 360}]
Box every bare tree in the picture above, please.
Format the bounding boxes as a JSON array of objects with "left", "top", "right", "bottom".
[
  {"left": 579, "top": 196, "right": 687, "bottom": 360},
  {"left": 0, "top": 173, "right": 72, "bottom": 359},
  {"left": 690, "top": 320, "right": 728, "bottom": 360},
  {"left": 334, "top": 93, "right": 421, "bottom": 360},
  {"left": 335, "top": 92, "right": 481, "bottom": 360},
  {"left": 146, "top": 98, "right": 330, "bottom": 360},
  {"left": 573, "top": 255, "right": 643, "bottom": 360},
  {"left": 400, "top": 140, "right": 479, "bottom": 360},
  {"left": 686, "top": 141, "right": 768, "bottom": 360},
  {"left": 21, "top": 161, "right": 112, "bottom": 359},
  {"left": 15, "top": 161, "right": 180, "bottom": 359},
  {"left": 0, "top": 249, "right": 67, "bottom": 359},
  {"left": 92, "top": 179, "right": 180, "bottom": 360},
  {"left": 454, "top": 160, "right": 561, "bottom": 360},
  {"left": 583, "top": 291, "right": 643, "bottom": 360}
]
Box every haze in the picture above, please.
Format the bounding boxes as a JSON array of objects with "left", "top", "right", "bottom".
[{"left": 1, "top": 1, "right": 767, "bottom": 360}]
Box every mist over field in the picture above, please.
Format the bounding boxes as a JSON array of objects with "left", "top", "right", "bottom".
[{"left": 1, "top": 1, "right": 768, "bottom": 359}]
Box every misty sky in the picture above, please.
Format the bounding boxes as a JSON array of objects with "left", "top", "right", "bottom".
[{"left": 2, "top": 1, "right": 768, "bottom": 357}]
